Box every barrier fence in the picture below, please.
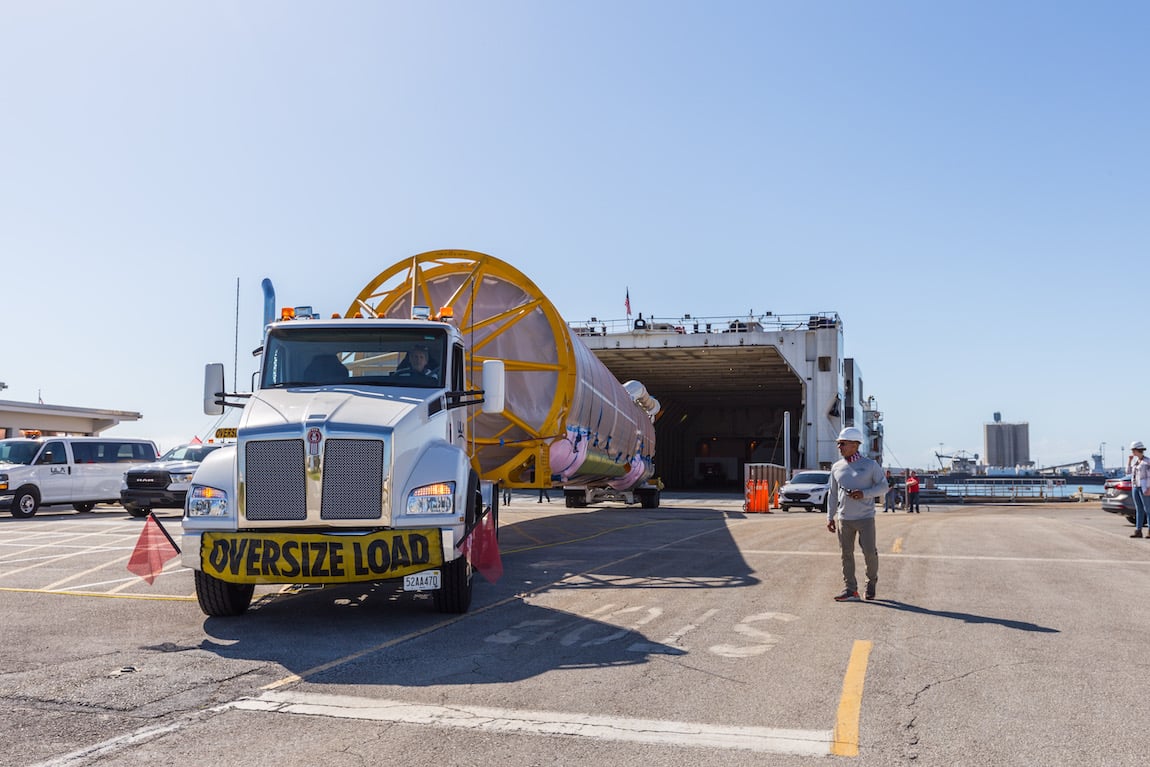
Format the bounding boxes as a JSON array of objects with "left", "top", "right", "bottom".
[{"left": 744, "top": 463, "right": 786, "bottom": 513}]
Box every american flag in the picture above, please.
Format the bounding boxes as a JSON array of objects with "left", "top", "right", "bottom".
[{"left": 625, "top": 288, "right": 631, "bottom": 316}]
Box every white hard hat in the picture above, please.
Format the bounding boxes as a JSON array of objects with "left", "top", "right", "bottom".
[
  {"left": 1134, "top": 441, "right": 1147, "bottom": 451},
  {"left": 837, "top": 426, "right": 865, "bottom": 443}
]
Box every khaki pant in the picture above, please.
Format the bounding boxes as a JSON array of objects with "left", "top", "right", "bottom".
[{"left": 837, "top": 517, "right": 878, "bottom": 592}]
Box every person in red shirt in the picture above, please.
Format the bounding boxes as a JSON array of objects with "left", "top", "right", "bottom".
[{"left": 905, "top": 470, "right": 921, "bottom": 513}]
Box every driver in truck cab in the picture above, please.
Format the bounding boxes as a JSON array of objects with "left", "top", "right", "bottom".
[{"left": 397, "top": 344, "right": 438, "bottom": 379}]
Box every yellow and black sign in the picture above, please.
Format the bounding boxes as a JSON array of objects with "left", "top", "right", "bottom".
[
  {"left": 214, "top": 427, "right": 238, "bottom": 439},
  {"left": 201, "top": 529, "right": 443, "bottom": 585}
]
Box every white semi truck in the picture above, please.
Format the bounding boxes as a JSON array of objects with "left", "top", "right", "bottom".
[{"left": 182, "top": 250, "right": 659, "bottom": 617}]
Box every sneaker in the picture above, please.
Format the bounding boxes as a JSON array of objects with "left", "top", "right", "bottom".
[
  {"left": 1132, "top": 530, "right": 1144, "bottom": 538},
  {"left": 865, "top": 582, "right": 876, "bottom": 600},
  {"left": 834, "top": 589, "right": 861, "bottom": 602}
]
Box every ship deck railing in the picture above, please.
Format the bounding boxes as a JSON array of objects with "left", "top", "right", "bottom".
[{"left": 569, "top": 312, "right": 841, "bottom": 337}]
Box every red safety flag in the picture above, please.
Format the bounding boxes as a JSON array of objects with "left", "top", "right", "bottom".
[
  {"left": 127, "top": 513, "right": 181, "bottom": 585},
  {"left": 625, "top": 287, "right": 631, "bottom": 317},
  {"left": 458, "top": 509, "right": 502, "bottom": 584},
  {"left": 189, "top": 436, "right": 202, "bottom": 445}
]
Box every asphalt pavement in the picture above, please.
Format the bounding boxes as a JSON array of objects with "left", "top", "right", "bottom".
[{"left": 1, "top": 495, "right": 1146, "bottom": 767}]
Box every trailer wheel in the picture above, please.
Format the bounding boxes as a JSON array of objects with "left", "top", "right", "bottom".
[
  {"left": 10, "top": 486, "right": 39, "bottom": 518},
  {"left": 639, "top": 489, "right": 660, "bottom": 509},
  {"left": 564, "top": 490, "right": 586, "bottom": 508},
  {"left": 73, "top": 503, "right": 96, "bottom": 513},
  {"left": 435, "top": 471, "right": 477, "bottom": 614},
  {"left": 125, "top": 505, "right": 151, "bottom": 518},
  {"left": 194, "top": 570, "right": 254, "bottom": 617}
]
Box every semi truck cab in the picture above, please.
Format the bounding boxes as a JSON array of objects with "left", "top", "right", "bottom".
[{"left": 183, "top": 306, "right": 505, "bottom": 617}]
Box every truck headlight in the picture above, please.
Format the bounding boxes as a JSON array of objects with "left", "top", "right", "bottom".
[
  {"left": 187, "top": 485, "right": 229, "bottom": 517},
  {"left": 170, "top": 472, "right": 196, "bottom": 485},
  {"left": 407, "top": 482, "right": 455, "bottom": 515},
  {"left": 0, "top": 473, "right": 8, "bottom": 492}
]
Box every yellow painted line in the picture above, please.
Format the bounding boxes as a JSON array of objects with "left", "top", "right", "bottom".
[
  {"left": 832, "top": 639, "right": 872, "bottom": 757},
  {"left": 892, "top": 537, "right": 903, "bottom": 553}
]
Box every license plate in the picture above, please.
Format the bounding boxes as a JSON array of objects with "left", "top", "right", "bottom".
[{"left": 403, "top": 570, "right": 441, "bottom": 591}]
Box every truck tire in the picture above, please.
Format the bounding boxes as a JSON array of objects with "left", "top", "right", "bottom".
[
  {"left": 564, "top": 490, "right": 586, "bottom": 508},
  {"left": 639, "top": 489, "right": 660, "bottom": 509},
  {"left": 10, "top": 486, "right": 39, "bottom": 518},
  {"left": 125, "top": 505, "right": 151, "bottom": 519},
  {"left": 435, "top": 471, "right": 478, "bottom": 614},
  {"left": 434, "top": 555, "right": 473, "bottom": 614},
  {"left": 73, "top": 503, "right": 96, "bottom": 513},
  {"left": 194, "top": 570, "right": 254, "bottom": 617}
]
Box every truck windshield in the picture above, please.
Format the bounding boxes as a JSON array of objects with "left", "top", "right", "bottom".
[
  {"left": 0, "top": 440, "right": 40, "bottom": 465},
  {"left": 261, "top": 326, "right": 447, "bottom": 390}
]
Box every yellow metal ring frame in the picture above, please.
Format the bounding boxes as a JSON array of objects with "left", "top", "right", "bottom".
[{"left": 347, "top": 249, "right": 575, "bottom": 487}]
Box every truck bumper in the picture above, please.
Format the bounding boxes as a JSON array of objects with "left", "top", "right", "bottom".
[{"left": 121, "top": 489, "right": 187, "bottom": 510}]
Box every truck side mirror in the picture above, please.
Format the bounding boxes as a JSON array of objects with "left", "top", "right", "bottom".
[
  {"left": 204, "top": 363, "right": 226, "bottom": 416},
  {"left": 481, "top": 360, "right": 505, "bottom": 414}
]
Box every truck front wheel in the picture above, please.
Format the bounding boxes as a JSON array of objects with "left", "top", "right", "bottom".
[
  {"left": 434, "top": 555, "right": 473, "bottom": 614},
  {"left": 435, "top": 471, "right": 478, "bottom": 614},
  {"left": 194, "top": 570, "right": 254, "bottom": 617}
]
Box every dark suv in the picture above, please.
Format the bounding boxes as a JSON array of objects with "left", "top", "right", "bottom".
[{"left": 120, "top": 443, "right": 222, "bottom": 517}]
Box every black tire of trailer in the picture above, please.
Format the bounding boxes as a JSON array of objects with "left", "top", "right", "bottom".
[
  {"left": 125, "top": 505, "right": 151, "bottom": 519},
  {"left": 73, "top": 503, "right": 96, "bottom": 513},
  {"left": 565, "top": 490, "right": 587, "bottom": 508},
  {"left": 639, "top": 489, "right": 660, "bottom": 509},
  {"left": 194, "top": 570, "right": 255, "bottom": 617},
  {"left": 435, "top": 471, "right": 478, "bottom": 614},
  {"left": 10, "top": 486, "right": 39, "bottom": 518}
]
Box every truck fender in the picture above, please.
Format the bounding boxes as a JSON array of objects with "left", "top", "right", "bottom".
[{"left": 190, "top": 444, "right": 238, "bottom": 495}]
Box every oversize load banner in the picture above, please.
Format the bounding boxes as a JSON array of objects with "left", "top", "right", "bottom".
[{"left": 201, "top": 529, "right": 443, "bottom": 585}]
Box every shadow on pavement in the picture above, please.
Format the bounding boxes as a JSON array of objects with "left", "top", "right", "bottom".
[{"left": 868, "top": 599, "right": 1059, "bottom": 633}]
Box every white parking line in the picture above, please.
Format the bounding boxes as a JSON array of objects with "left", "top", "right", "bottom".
[
  {"left": 225, "top": 690, "right": 836, "bottom": 757},
  {"left": 740, "top": 548, "right": 1150, "bottom": 565}
]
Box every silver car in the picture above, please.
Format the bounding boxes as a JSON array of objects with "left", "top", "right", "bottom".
[
  {"left": 1102, "top": 475, "right": 1136, "bottom": 523},
  {"left": 779, "top": 470, "right": 831, "bottom": 513}
]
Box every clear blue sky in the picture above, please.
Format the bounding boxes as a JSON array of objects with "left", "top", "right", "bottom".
[{"left": 1, "top": 2, "right": 1145, "bottom": 471}]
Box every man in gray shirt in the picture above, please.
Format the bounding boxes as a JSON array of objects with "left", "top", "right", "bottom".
[{"left": 826, "top": 427, "right": 889, "bottom": 601}]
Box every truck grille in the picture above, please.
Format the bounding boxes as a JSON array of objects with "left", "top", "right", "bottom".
[
  {"left": 245, "top": 440, "right": 307, "bottom": 521},
  {"left": 126, "top": 471, "right": 170, "bottom": 489},
  {"left": 243, "top": 437, "right": 385, "bottom": 522},
  {"left": 321, "top": 439, "right": 384, "bottom": 520}
]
